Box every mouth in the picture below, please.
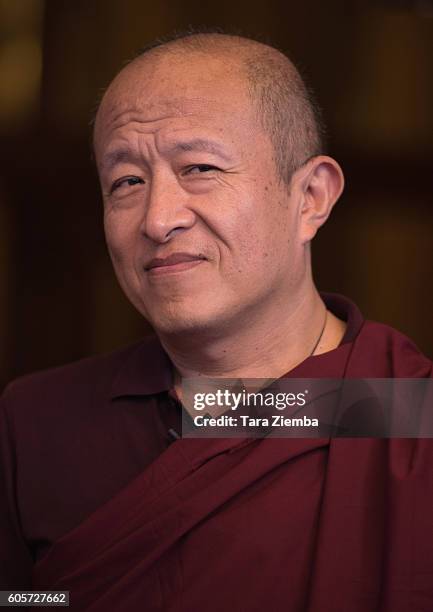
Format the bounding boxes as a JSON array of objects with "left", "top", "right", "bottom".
[{"left": 145, "top": 252, "right": 207, "bottom": 276}]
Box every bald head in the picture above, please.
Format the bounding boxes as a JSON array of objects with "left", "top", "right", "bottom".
[{"left": 125, "top": 32, "right": 325, "bottom": 183}]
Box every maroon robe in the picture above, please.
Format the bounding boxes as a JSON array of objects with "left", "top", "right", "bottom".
[{"left": 2, "top": 295, "right": 433, "bottom": 611}]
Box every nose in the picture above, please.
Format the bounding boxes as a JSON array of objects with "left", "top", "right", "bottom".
[{"left": 140, "top": 171, "right": 196, "bottom": 244}]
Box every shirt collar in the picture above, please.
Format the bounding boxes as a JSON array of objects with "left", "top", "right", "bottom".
[
  {"left": 109, "top": 336, "right": 174, "bottom": 398},
  {"left": 321, "top": 291, "right": 364, "bottom": 344},
  {"left": 109, "top": 292, "right": 364, "bottom": 399}
]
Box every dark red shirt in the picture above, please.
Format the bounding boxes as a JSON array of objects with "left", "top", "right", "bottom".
[{"left": 0, "top": 293, "right": 431, "bottom": 597}]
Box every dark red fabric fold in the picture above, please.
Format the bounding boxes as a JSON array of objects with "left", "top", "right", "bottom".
[
  {"left": 33, "top": 436, "right": 330, "bottom": 610},
  {"left": 31, "top": 317, "right": 433, "bottom": 611},
  {"left": 33, "top": 435, "right": 433, "bottom": 611}
]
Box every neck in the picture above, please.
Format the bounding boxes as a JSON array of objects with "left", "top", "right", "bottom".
[{"left": 158, "top": 280, "right": 342, "bottom": 383}]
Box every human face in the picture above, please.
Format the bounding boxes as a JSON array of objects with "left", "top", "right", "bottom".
[{"left": 94, "top": 54, "right": 304, "bottom": 337}]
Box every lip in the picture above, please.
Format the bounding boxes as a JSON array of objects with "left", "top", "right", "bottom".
[{"left": 145, "top": 252, "right": 207, "bottom": 275}]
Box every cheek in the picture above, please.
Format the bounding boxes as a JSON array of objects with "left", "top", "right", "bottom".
[
  {"left": 104, "top": 210, "right": 138, "bottom": 269},
  {"left": 243, "top": 200, "right": 290, "bottom": 253},
  {"left": 214, "top": 194, "right": 286, "bottom": 273},
  {"left": 242, "top": 206, "right": 295, "bottom": 279}
]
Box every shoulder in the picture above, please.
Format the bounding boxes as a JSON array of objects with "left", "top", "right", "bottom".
[
  {"left": 0, "top": 337, "right": 159, "bottom": 422},
  {"left": 2, "top": 340, "right": 142, "bottom": 397},
  {"left": 349, "top": 319, "right": 432, "bottom": 377}
]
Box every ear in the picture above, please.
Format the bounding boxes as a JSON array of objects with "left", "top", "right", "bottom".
[{"left": 294, "top": 156, "right": 345, "bottom": 243}]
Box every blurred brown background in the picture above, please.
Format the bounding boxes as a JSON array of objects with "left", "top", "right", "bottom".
[{"left": 0, "top": 0, "right": 432, "bottom": 387}]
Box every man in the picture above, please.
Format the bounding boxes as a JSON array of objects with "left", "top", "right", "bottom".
[{"left": 1, "top": 32, "right": 432, "bottom": 611}]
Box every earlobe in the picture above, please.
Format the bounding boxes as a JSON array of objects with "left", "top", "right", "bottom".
[{"left": 298, "top": 156, "right": 345, "bottom": 243}]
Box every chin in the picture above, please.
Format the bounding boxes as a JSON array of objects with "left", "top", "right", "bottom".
[
  {"left": 144, "top": 302, "right": 235, "bottom": 339},
  {"left": 149, "top": 313, "right": 214, "bottom": 337}
]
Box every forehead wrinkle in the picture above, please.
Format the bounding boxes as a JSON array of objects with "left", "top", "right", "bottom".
[
  {"left": 98, "top": 91, "right": 246, "bottom": 138},
  {"left": 99, "top": 95, "right": 212, "bottom": 128},
  {"left": 100, "top": 112, "right": 177, "bottom": 143},
  {"left": 96, "top": 106, "right": 206, "bottom": 159},
  {"left": 95, "top": 112, "right": 170, "bottom": 167},
  {"left": 100, "top": 128, "right": 157, "bottom": 172}
]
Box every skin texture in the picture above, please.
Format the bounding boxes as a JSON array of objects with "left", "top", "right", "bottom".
[{"left": 94, "top": 47, "right": 345, "bottom": 381}]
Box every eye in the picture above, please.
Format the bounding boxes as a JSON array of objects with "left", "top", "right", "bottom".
[
  {"left": 110, "top": 176, "right": 144, "bottom": 194},
  {"left": 184, "top": 164, "right": 220, "bottom": 175}
]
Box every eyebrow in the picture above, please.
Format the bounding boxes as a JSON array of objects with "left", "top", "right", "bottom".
[
  {"left": 100, "top": 148, "right": 140, "bottom": 172},
  {"left": 100, "top": 138, "right": 232, "bottom": 172},
  {"left": 168, "top": 138, "right": 231, "bottom": 161}
]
